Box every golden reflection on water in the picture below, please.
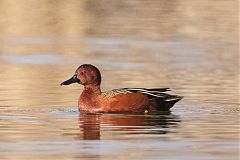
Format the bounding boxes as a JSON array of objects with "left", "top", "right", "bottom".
[
  {"left": 0, "top": 0, "right": 238, "bottom": 55},
  {"left": 0, "top": 0, "right": 238, "bottom": 41},
  {"left": 78, "top": 113, "right": 180, "bottom": 140},
  {"left": 0, "top": 0, "right": 239, "bottom": 160}
]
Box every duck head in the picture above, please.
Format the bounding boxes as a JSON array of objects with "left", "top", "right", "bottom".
[{"left": 60, "top": 64, "right": 101, "bottom": 86}]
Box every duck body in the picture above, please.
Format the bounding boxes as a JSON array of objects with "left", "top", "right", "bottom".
[{"left": 61, "top": 64, "right": 183, "bottom": 113}]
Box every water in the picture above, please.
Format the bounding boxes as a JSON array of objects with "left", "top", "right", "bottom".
[{"left": 0, "top": 0, "right": 239, "bottom": 160}]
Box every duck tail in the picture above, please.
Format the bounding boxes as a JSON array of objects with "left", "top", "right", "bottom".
[{"left": 153, "top": 94, "right": 183, "bottom": 111}]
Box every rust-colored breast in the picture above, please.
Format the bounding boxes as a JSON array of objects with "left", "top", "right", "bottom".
[{"left": 79, "top": 92, "right": 101, "bottom": 113}]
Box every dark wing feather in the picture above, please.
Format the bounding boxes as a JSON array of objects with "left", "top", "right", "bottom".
[
  {"left": 123, "top": 88, "right": 182, "bottom": 101},
  {"left": 122, "top": 88, "right": 170, "bottom": 93},
  {"left": 102, "top": 88, "right": 172, "bottom": 99},
  {"left": 122, "top": 88, "right": 183, "bottom": 110}
]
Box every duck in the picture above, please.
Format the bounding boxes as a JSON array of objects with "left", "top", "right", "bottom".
[{"left": 60, "top": 64, "right": 183, "bottom": 113}]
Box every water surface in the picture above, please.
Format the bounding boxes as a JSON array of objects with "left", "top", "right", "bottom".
[{"left": 0, "top": 0, "right": 239, "bottom": 160}]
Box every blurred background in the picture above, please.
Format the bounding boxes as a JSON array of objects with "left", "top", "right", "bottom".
[
  {"left": 0, "top": 0, "right": 239, "bottom": 160},
  {"left": 0, "top": 0, "right": 238, "bottom": 107}
]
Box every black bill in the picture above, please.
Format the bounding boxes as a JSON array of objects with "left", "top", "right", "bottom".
[{"left": 60, "top": 75, "right": 80, "bottom": 85}]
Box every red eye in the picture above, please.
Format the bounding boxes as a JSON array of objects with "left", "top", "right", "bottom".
[{"left": 80, "top": 71, "right": 86, "bottom": 75}]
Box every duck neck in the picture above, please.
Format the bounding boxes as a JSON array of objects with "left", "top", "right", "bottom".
[{"left": 83, "top": 84, "right": 101, "bottom": 96}]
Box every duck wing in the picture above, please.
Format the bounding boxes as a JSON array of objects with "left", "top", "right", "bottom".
[
  {"left": 102, "top": 87, "right": 182, "bottom": 111},
  {"left": 102, "top": 87, "right": 170, "bottom": 98}
]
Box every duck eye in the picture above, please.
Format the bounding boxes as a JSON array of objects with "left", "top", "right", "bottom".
[
  {"left": 80, "top": 71, "right": 84, "bottom": 75},
  {"left": 81, "top": 70, "right": 86, "bottom": 74}
]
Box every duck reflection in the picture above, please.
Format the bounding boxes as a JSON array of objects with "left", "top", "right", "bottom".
[
  {"left": 78, "top": 112, "right": 181, "bottom": 140},
  {"left": 78, "top": 113, "right": 101, "bottom": 140}
]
